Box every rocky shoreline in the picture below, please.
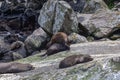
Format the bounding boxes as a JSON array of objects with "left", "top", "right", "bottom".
[
  {"left": 0, "top": 0, "right": 120, "bottom": 80},
  {"left": 0, "top": 41, "right": 120, "bottom": 80}
]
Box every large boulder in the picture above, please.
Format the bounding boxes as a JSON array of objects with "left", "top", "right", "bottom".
[
  {"left": 78, "top": 10, "right": 120, "bottom": 39},
  {"left": 82, "top": 0, "right": 108, "bottom": 13},
  {"left": 25, "top": 28, "right": 48, "bottom": 55},
  {"left": 38, "top": 0, "right": 79, "bottom": 35}
]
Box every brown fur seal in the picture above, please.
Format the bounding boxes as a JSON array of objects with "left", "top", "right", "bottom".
[
  {"left": 46, "top": 32, "right": 70, "bottom": 49},
  {"left": 10, "top": 41, "right": 24, "bottom": 50},
  {"left": 0, "top": 62, "right": 34, "bottom": 74},
  {"left": 59, "top": 54, "right": 93, "bottom": 68},
  {"left": 41, "top": 43, "right": 70, "bottom": 57},
  {"left": 10, "top": 41, "right": 26, "bottom": 57}
]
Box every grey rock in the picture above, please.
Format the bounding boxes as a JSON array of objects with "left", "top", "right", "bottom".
[
  {"left": 68, "top": 33, "right": 88, "bottom": 44},
  {"left": 112, "top": 57, "right": 120, "bottom": 63},
  {"left": 0, "top": 39, "right": 10, "bottom": 59},
  {"left": 64, "top": 0, "right": 108, "bottom": 13},
  {"left": 26, "top": 0, "right": 47, "bottom": 10},
  {"left": 82, "top": 0, "right": 108, "bottom": 13},
  {"left": 2, "top": 51, "right": 23, "bottom": 62},
  {"left": 77, "top": 14, "right": 93, "bottom": 25},
  {"left": 64, "top": 0, "right": 86, "bottom": 13},
  {"left": 112, "top": 2, "right": 120, "bottom": 12},
  {"left": 78, "top": 10, "right": 120, "bottom": 39},
  {"left": 38, "top": 0, "right": 78, "bottom": 34},
  {"left": 25, "top": 28, "right": 48, "bottom": 54}
]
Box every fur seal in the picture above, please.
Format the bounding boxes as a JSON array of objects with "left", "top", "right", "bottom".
[
  {"left": 10, "top": 41, "right": 24, "bottom": 50},
  {"left": 0, "top": 62, "right": 34, "bottom": 74},
  {"left": 41, "top": 43, "right": 69, "bottom": 57},
  {"left": 46, "top": 32, "right": 70, "bottom": 50},
  {"left": 59, "top": 54, "right": 93, "bottom": 68},
  {"left": 10, "top": 41, "right": 26, "bottom": 57}
]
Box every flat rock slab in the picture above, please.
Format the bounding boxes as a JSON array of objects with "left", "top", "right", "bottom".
[
  {"left": 70, "top": 41, "right": 120, "bottom": 55},
  {"left": 0, "top": 41, "right": 120, "bottom": 80}
]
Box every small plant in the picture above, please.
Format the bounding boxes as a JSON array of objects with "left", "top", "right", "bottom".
[
  {"left": 108, "top": 0, "right": 114, "bottom": 9},
  {"left": 104, "top": 0, "right": 115, "bottom": 9}
]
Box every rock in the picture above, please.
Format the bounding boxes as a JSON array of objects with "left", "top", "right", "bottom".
[
  {"left": 0, "top": 1, "right": 12, "bottom": 15},
  {"left": 82, "top": 0, "right": 108, "bottom": 13},
  {"left": 64, "top": 0, "right": 86, "bottom": 13},
  {"left": 0, "top": 39, "right": 10, "bottom": 59},
  {"left": 0, "top": 19, "right": 14, "bottom": 33},
  {"left": 112, "top": 2, "right": 120, "bottom": 11},
  {"left": 77, "top": 14, "right": 92, "bottom": 37},
  {"left": 86, "top": 36, "right": 94, "bottom": 41},
  {"left": 22, "top": 8, "right": 39, "bottom": 31},
  {"left": 0, "top": 1, "right": 25, "bottom": 15},
  {"left": 31, "top": 51, "right": 40, "bottom": 56},
  {"left": 64, "top": 0, "right": 108, "bottom": 13},
  {"left": 112, "top": 57, "right": 120, "bottom": 63},
  {"left": 78, "top": 10, "right": 120, "bottom": 39},
  {"left": 26, "top": 0, "right": 47, "bottom": 10},
  {"left": 77, "top": 14, "right": 93, "bottom": 26},
  {"left": 99, "top": 38, "right": 110, "bottom": 41},
  {"left": 38, "top": 0, "right": 79, "bottom": 35},
  {"left": 2, "top": 51, "right": 23, "bottom": 62},
  {"left": 25, "top": 28, "right": 48, "bottom": 55},
  {"left": 0, "top": 1, "right": 2, "bottom": 8},
  {"left": 7, "top": 17, "right": 22, "bottom": 31},
  {"left": 0, "top": 1, "right": 39, "bottom": 34},
  {"left": 68, "top": 33, "right": 88, "bottom": 44},
  {"left": 4, "top": 34, "right": 24, "bottom": 44},
  {"left": 12, "top": 52, "right": 24, "bottom": 60}
]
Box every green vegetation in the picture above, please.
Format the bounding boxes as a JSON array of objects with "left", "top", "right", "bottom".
[
  {"left": 108, "top": 0, "right": 114, "bottom": 9},
  {"left": 105, "top": 0, "right": 115, "bottom": 9}
]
